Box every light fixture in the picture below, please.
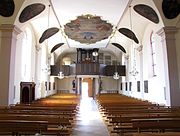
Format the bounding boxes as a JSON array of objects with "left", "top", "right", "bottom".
[
  {"left": 111, "top": 34, "right": 120, "bottom": 80},
  {"left": 42, "top": 64, "right": 50, "bottom": 75},
  {"left": 58, "top": 71, "right": 64, "bottom": 79},
  {"left": 129, "top": 46, "right": 139, "bottom": 78},
  {"left": 128, "top": 5, "right": 139, "bottom": 79},
  {"left": 113, "top": 72, "right": 120, "bottom": 80},
  {"left": 113, "top": 49, "right": 120, "bottom": 80},
  {"left": 92, "top": 48, "right": 99, "bottom": 57},
  {"left": 35, "top": 133, "right": 42, "bottom": 136},
  {"left": 92, "top": 51, "right": 98, "bottom": 56},
  {"left": 58, "top": 60, "right": 64, "bottom": 79}
]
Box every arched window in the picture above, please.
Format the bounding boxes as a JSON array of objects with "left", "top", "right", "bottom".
[
  {"left": 150, "top": 31, "right": 157, "bottom": 76},
  {"left": 21, "top": 27, "right": 32, "bottom": 81}
]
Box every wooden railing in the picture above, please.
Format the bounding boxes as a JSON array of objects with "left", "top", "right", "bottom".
[{"left": 50, "top": 63, "right": 126, "bottom": 76}]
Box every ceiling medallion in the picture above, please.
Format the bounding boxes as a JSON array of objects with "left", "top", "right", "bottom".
[{"left": 64, "top": 14, "right": 113, "bottom": 44}]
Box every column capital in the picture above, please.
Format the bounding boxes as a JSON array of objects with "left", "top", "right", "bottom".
[
  {"left": 35, "top": 45, "right": 42, "bottom": 52},
  {"left": 0, "top": 24, "right": 22, "bottom": 35},
  {"left": 156, "top": 26, "right": 178, "bottom": 40}
]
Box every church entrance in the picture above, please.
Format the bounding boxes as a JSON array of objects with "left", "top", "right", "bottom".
[{"left": 81, "top": 78, "right": 93, "bottom": 99}]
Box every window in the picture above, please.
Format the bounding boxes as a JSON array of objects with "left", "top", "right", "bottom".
[
  {"left": 144, "top": 80, "right": 148, "bottom": 93},
  {"left": 105, "top": 55, "right": 111, "bottom": 65},
  {"left": 99, "top": 53, "right": 103, "bottom": 64},
  {"left": 150, "top": 31, "right": 157, "bottom": 76},
  {"left": 21, "top": 27, "right": 32, "bottom": 81},
  {"left": 137, "top": 81, "right": 140, "bottom": 92},
  {"left": 129, "top": 82, "right": 132, "bottom": 91},
  {"left": 112, "top": 60, "right": 116, "bottom": 65},
  {"left": 125, "top": 82, "right": 128, "bottom": 91},
  {"left": 120, "top": 82, "right": 123, "bottom": 90}
]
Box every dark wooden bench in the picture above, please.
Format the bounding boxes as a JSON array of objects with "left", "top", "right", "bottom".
[
  {"left": 132, "top": 118, "right": 180, "bottom": 132},
  {"left": 112, "top": 118, "right": 180, "bottom": 135},
  {"left": 0, "top": 120, "right": 47, "bottom": 135}
]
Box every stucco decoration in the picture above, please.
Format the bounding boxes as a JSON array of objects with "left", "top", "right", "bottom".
[
  {"left": 111, "top": 43, "right": 126, "bottom": 53},
  {"left": 19, "top": 3, "right": 45, "bottom": 23},
  {"left": 39, "top": 27, "right": 59, "bottom": 43},
  {"left": 162, "top": 0, "right": 180, "bottom": 19},
  {"left": 118, "top": 28, "right": 139, "bottom": 44},
  {"left": 133, "top": 4, "right": 159, "bottom": 24},
  {"left": 0, "top": 0, "right": 15, "bottom": 17},
  {"left": 51, "top": 43, "right": 64, "bottom": 53},
  {"left": 64, "top": 14, "right": 113, "bottom": 44}
]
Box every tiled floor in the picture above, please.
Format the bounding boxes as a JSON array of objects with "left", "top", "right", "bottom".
[{"left": 72, "top": 97, "right": 110, "bottom": 136}]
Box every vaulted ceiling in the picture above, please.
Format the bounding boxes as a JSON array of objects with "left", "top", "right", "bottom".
[{"left": 14, "top": 0, "right": 162, "bottom": 60}]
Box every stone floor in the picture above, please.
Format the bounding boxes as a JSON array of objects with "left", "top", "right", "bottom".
[{"left": 72, "top": 97, "right": 110, "bottom": 136}]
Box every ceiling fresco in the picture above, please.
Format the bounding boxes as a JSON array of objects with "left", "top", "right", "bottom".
[
  {"left": 111, "top": 43, "right": 126, "bottom": 54},
  {"left": 133, "top": 4, "right": 159, "bottom": 24},
  {"left": 51, "top": 43, "right": 64, "bottom": 53},
  {"left": 39, "top": 27, "right": 59, "bottom": 43},
  {"left": 11, "top": 0, "right": 177, "bottom": 57},
  {"left": 0, "top": 0, "right": 15, "bottom": 17},
  {"left": 19, "top": 3, "right": 45, "bottom": 23},
  {"left": 118, "top": 28, "right": 139, "bottom": 44},
  {"left": 64, "top": 14, "right": 113, "bottom": 44},
  {"left": 162, "top": 0, "right": 180, "bottom": 19}
]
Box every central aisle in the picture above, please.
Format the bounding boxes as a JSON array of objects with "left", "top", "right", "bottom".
[{"left": 72, "top": 97, "right": 110, "bottom": 136}]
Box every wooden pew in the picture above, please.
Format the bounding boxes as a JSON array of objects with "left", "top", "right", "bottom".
[
  {"left": 0, "top": 120, "right": 47, "bottom": 135},
  {"left": 96, "top": 93, "right": 180, "bottom": 136},
  {"left": 132, "top": 118, "right": 180, "bottom": 132},
  {"left": 0, "top": 114, "right": 72, "bottom": 125},
  {"left": 0, "top": 93, "right": 81, "bottom": 135}
]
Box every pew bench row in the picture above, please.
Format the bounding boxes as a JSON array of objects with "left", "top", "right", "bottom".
[{"left": 96, "top": 93, "right": 180, "bottom": 136}]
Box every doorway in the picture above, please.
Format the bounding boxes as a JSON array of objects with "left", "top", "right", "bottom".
[
  {"left": 82, "top": 82, "right": 88, "bottom": 99},
  {"left": 81, "top": 78, "right": 94, "bottom": 99}
]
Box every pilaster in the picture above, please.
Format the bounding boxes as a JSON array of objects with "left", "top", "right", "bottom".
[
  {"left": 0, "top": 24, "right": 21, "bottom": 105},
  {"left": 157, "top": 26, "right": 180, "bottom": 106}
]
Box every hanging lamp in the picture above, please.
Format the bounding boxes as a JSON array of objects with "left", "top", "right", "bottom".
[
  {"left": 113, "top": 38, "right": 120, "bottom": 80},
  {"left": 128, "top": 6, "right": 139, "bottom": 78},
  {"left": 58, "top": 71, "right": 64, "bottom": 79}
]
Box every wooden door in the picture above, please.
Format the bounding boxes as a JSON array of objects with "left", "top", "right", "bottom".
[{"left": 83, "top": 78, "right": 93, "bottom": 97}]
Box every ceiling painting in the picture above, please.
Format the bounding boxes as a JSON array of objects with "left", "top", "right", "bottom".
[
  {"left": 64, "top": 14, "right": 113, "bottom": 44},
  {"left": 0, "top": 0, "right": 15, "bottom": 17},
  {"left": 19, "top": 3, "right": 45, "bottom": 23},
  {"left": 133, "top": 4, "right": 159, "bottom": 24}
]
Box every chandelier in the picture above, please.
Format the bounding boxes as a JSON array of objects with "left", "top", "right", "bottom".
[
  {"left": 113, "top": 72, "right": 120, "bottom": 80},
  {"left": 42, "top": 64, "right": 50, "bottom": 75},
  {"left": 58, "top": 71, "right": 64, "bottom": 79},
  {"left": 129, "top": 39, "right": 139, "bottom": 78},
  {"left": 129, "top": 57, "right": 139, "bottom": 77},
  {"left": 113, "top": 58, "right": 120, "bottom": 80},
  {"left": 92, "top": 48, "right": 99, "bottom": 57},
  {"left": 128, "top": 5, "right": 139, "bottom": 79}
]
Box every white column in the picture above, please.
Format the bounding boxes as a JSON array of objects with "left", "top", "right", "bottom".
[
  {"left": 0, "top": 24, "right": 21, "bottom": 105},
  {"left": 77, "top": 77, "right": 81, "bottom": 95},
  {"left": 138, "top": 48, "right": 144, "bottom": 99},
  {"left": 157, "top": 26, "right": 180, "bottom": 106},
  {"left": 34, "top": 45, "right": 42, "bottom": 99}
]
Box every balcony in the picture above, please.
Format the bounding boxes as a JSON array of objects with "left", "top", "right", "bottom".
[{"left": 50, "top": 62, "right": 126, "bottom": 77}]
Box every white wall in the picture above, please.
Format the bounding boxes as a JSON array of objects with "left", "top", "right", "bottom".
[
  {"left": 141, "top": 23, "right": 166, "bottom": 105},
  {"left": 14, "top": 25, "right": 37, "bottom": 104},
  {"left": 101, "top": 77, "right": 118, "bottom": 91},
  {"left": 13, "top": 24, "right": 57, "bottom": 103},
  {"left": 94, "top": 78, "right": 99, "bottom": 95},
  {"left": 57, "top": 77, "right": 76, "bottom": 93},
  {"left": 13, "top": 32, "right": 23, "bottom": 104},
  {"left": 62, "top": 53, "right": 77, "bottom": 64}
]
